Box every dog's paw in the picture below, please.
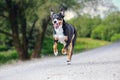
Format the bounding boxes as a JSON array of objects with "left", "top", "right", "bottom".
[
  {"left": 66, "top": 60, "right": 71, "bottom": 65},
  {"left": 54, "top": 52, "right": 58, "bottom": 56}
]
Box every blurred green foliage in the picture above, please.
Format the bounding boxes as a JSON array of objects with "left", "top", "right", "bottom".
[
  {"left": 0, "top": 0, "right": 79, "bottom": 59},
  {"left": 68, "top": 11, "right": 120, "bottom": 41},
  {"left": 0, "top": 0, "right": 120, "bottom": 64},
  {"left": 0, "top": 37, "right": 110, "bottom": 64},
  {"left": 111, "top": 34, "right": 120, "bottom": 42},
  {"left": 91, "top": 25, "right": 105, "bottom": 40},
  {"left": 0, "top": 50, "right": 18, "bottom": 64},
  {"left": 74, "top": 38, "right": 110, "bottom": 52},
  {"left": 68, "top": 15, "right": 101, "bottom": 37}
]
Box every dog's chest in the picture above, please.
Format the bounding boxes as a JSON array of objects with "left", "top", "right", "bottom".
[{"left": 54, "top": 27, "right": 66, "bottom": 44}]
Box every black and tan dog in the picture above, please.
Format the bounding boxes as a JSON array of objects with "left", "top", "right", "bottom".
[{"left": 50, "top": 9, "right": 77, "bottom": 63}]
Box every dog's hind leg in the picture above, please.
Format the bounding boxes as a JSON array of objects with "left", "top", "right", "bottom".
[{"left": 67, "top": 42, "right": 73, "bottom": 64}]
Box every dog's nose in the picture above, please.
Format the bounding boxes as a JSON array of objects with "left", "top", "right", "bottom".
[{"left": 54, "top": 21, "right": 57, "bottom": 23}]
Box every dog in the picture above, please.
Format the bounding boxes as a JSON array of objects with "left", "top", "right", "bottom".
[{"left": 50, "top": 9, "right": 77, "bottom": 64}]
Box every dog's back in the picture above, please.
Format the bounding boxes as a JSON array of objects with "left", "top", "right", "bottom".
[{"left": 62, "top": 21, "right": 77, "bottom": 48}]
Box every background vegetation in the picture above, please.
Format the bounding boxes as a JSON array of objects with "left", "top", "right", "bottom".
[
  {"left": 0, "top": 0, "right": 79, "bottom": 61},
  {"left": 0, "top": 0, "right": 120, "bottom": 65},
  {"left": 68, "top": 11, "right": 120, "bottom": 41}
]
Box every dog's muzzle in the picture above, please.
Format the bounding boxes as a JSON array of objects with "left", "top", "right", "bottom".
[{"left": 53, "top": 19, "right": 59, "bottom": 29}]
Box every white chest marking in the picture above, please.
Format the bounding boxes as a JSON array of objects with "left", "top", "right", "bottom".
[{"left": 54, "top": 26, "right": 66, "bottom": 45}]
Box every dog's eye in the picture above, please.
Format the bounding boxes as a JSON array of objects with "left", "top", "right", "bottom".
[{"left": 57, "top": 17, "right": 62, "bottom": 20}]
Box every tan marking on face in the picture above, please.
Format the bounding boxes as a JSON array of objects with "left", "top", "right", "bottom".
[{"left": 58, "top": 20, "right": 63, "bottom": 26}]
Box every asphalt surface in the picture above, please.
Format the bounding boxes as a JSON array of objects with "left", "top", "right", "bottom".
[{"left": 0, "top": 42, "right": 120, "bottom": 80}]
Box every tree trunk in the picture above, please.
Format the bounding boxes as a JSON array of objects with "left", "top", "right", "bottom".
[
  {"left": 19, "top": 5, "right": 29, "bottom": 60},
  {"left": 31, "top": 17, "right": 50, "bottom": 58},
  {"left": 21, "top": 17, "right": 29, "bottom": 60},
  {"left": 6, "top": 0, "right": 29, "bottom": 60},
  {"left": 31, "top": 31, "right": 44, "bottom": 58}
]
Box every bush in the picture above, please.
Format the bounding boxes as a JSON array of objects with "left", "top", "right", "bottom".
[
  {"left": 91, "top": 24, "right": 118, "bottom": 41},
  {"left": 0, "top": 45, "right": 9, "bottom": 51},
  {"left": 102, "top": 11, "right": 120, "bottom": 41},
  {"left": 68, "top": 15, "right": 100, "bottom": 37},
  {"left": 111, "top": 34, "right": 120, "bottom": 42},
  {"left": 91, "top": 25, "right": 105, "bottom": 40},
  {"left": 0, "top": 50, "right": 18, "bottom": 64}
]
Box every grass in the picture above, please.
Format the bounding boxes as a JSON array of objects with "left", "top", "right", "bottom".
[
  {"left": 0, "top": 50, "right": 18, "bottom": 65},
  {"left": 74, "top": 38, "right": 111, "bottom": 52},
  {"left": 0, "top": 38, "right": 111, "bottom": 65},
  {"left": 41, "top": 37, "right": 111, "bottom": 56}
]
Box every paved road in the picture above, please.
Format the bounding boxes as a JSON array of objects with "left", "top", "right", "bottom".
[{"left": 0, "top": 42, "right": 120, "bottom": 80}]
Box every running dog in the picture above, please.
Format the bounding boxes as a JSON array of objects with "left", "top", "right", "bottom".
[{"left": 50, "top": 9, "right": 77, "bottom": 64}]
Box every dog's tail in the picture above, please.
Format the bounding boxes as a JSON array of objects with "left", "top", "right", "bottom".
[{"left": 72, "top": 28, "right": 77, "bottom": 47}]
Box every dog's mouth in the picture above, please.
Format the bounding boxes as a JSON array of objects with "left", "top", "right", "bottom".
[{"left": 53, "top": 23, "right": 59, "bottom": 29}]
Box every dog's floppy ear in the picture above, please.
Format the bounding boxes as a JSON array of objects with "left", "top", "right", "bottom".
[{"left": 50, "top": 9, "right": 54, "bottom": 16}]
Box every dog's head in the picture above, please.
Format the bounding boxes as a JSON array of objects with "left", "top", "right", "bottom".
[{"left": 50, "top": 9, "right": 64, "bottom": 29}]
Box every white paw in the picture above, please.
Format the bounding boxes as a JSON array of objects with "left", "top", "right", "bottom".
[
  {"left": 54, "top": 52, "right": 58, "bottom": 56},
  {"left": 67, "top": 61, "right": 71, "bottom": 65}
]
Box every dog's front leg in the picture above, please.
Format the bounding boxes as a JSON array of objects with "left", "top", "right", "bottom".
[
  {"left": 62, "top": 47, "right": 68, "bottom": 55},
  {"left": 53, "top": 38, "right": 58, "bottom": 56}
]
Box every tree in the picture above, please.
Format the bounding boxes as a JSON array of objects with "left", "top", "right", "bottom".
[{"left": 0, "top": 0, "right": 79, "bottom": 60}]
